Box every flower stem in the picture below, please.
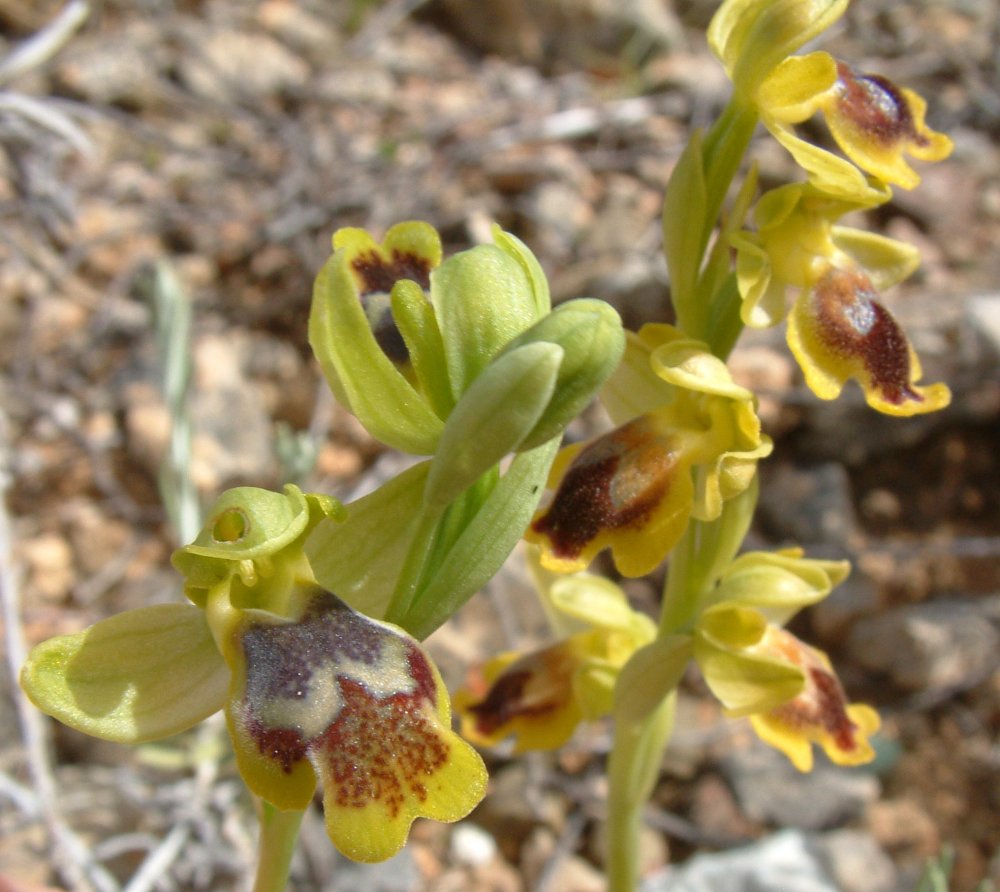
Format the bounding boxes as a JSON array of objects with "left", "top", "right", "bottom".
[
  {"left": 607, "top": 693, "right": 676, "bottom": 892},
  {"left": 253, "top": 801, "right": 305, "bottom": 892}
]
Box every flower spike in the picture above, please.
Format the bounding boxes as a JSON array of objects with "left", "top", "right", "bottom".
[{"left": 787, "top": 267, "right": 951, "bottom": 415}]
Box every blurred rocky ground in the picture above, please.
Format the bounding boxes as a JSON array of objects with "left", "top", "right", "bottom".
[{"left": 0, "top": 0, "right": 997, "bottom": 890}]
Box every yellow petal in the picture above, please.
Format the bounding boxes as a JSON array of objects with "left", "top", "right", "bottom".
[
  {"left": 756, "top": 52, "right": 837, "bottom": 123},
  {"left": 787, "top": 267, "right": 951, "bottom": 415}
]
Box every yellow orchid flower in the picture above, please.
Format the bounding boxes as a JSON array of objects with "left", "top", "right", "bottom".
[
  {"left": 455, "top": 568, "right": 655, "bottom": 752},
  {"left": 758, "top": 55, "right": 953, "bottom": 195},
  {"left": 817, "top": 61, "right": 954, "bottom": 191},
  {"left": 787, "top": 266, "right": 951, "bottom": 415},
  {"left": 693, "top": 550, "right": 880, "bottom": 771},
  {"left": 709, "top": 0, "right": 951, "bottom": 196},
  {"left": 526, "top": 325, "right": 771, "bottom": 577},
  {"left": 21, "top": 487, "right": 486, "bottom": 865},
  {"left": 731, "top": 183, "right": 950, "bottom": 415}
]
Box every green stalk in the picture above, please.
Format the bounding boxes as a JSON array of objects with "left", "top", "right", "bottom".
[
  {"left": 253, "top": 802, "right": 305, "bottom": 892},
  {"left": 607, "top": 693, "right": 676, "bottom": 892}
]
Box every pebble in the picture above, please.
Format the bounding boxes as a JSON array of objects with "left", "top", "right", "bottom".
[
  {"left": 846, "top": 597, "right": 1000, "bottom": 692},
  {"left": 450, "top": 822, "right": 498, "bottom": 867},
  {"left": 758, "top": 461, "right": 859, "bottom": 547},
  {"left": 721, "top": 742, "right": 880, "bottom": 831}
]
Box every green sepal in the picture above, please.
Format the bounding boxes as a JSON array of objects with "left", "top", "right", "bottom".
[
  {"left": 432, "top": 243, "right": 541, "bottom": 399},
  {"left": 705, "top": 549, "right": 850, "bottom": 625},
  {"left": 309, "top": 252, "right": 444, "bottom": 454},
  {"left": 305, "top": 461, "right": 431, "bottom": 620},
  {"left": 424, "top": 342, "right": 562, "bottom": 510},
  {"left": 499, "top": 298, "right": 625, "bottom": 450},
  {"left": 489, "top": 224, "right": 551, "bottom": 319},
  {"left": 20, "top": 604, "right": 228, "bottom": 744},
  {"left": 829, "top": 225, "right": 921, "bottom": 291},
  {"left": 694, "top": 604, "right": 805, "bottom": 715},
  {"left": 399, "top": 436, "right": 561, "bottom": 639},
  {"left": 614, "top": 635, "right": 693, "bottom": 725}
]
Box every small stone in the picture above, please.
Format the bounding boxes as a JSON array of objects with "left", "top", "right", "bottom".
[
  {"left": 812, "top": 829, "right": 898, "bottom": 892},
  {"left": 722, "top": 742, "right": 879, "bottom": 831},
  {"left": 471, "top": 763, "right": 565, "bottom": 849},
  {"left": 758, "top": 461, "right": 859, "bottom": 547},
  {"left": 866, "top": 797, "right": 939, "bottom": 858},
  {"left": 846, "top": 597, "right": 1000, "bottom": 692},
  {"left": 810, "top": 573, "right": 881, "bottom": 642},
  {"left": 325, "top": 847, "right": 419, "bottom": 892},
  {"left": 19, "top": 533, "right": 75, "bottom": 602},
  {"left": 967, "top": 293, "right": 1000, "bottom": 358},
  {"left": 522, "top": 828, "right": 605, "bottom": 892},
  {"left": 180, "top": 30, "right": 309, "bottom": 103},
  {"left": 450, "top": 822, "right": 497, "bottom": 867},
  {"left": 642, "top": 829, "right": 840, "bottom": 892}
]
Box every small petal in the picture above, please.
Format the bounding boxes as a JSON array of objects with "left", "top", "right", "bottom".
[
  {"left": 787, "top": 267, "right": 951, "bottom": 415},
  {"left": 226, "top": 587, "right": 486, "bottom": 863},
  {"left": 706, "top": 548, "right": 850, "bottom": 626},
  {"left": 526, "top": 413, "right": 696, "bottom": 577},
  {"left": 21, "top": 604, "right": 228, "bottom": 744},
  {"left": 756, "top": 52, "right": 837, "bottom": 123},
  {"left": 747, "top": 629, "right": 880, "bottom": 771},
  {"left": 821, "top": 62, "right": 953, "bottom": 190}
]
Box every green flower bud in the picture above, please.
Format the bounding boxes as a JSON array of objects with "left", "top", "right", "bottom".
[
  {"left": 432, "top": 242, "right": 543, "bottom": 399},
  {"left": 500, "top": 298, "right": 625, "bottom": 450},
  {"left": 424, "top": 342, "right": 563, "bottom": 510}
]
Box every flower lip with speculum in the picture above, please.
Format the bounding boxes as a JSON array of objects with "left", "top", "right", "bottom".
[
  {"left": 822, "top": 62, "right": 954, "bottom": 190},
  {"left": 226, "top": 585, "right": 486, "bottom": 863},
  {"left": 747, "top": 627, "right": 881, "bottom": 772},
  {"left": 787, "top": 266, "right": 951, "bottom": 416}
]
